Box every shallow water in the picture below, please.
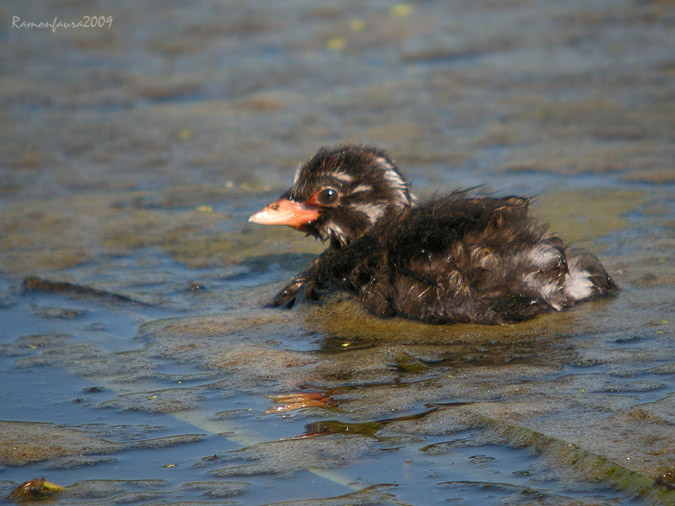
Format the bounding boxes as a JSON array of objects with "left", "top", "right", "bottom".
[{"left": 1, "top": 0, "right": 674, "bottom": 504}]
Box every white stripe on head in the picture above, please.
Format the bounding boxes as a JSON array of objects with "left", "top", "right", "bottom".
[
  {"left": 374, "top": 156, "right": 411, "bottom": 207},
  {"left": 293, "top": 164, "right": 303, "bottom": 184},
  {"left": 350, "top": 202, "right": 386, "bottom": 225},
  {"left": 351, "top": 183, "right": 373, "bottom": 194},
  {"left": 332, "top": 172, "right": 354, "bottom": 183}
]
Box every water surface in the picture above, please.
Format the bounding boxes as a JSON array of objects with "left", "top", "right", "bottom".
[{"left": 1, "top": 0, "right": 673, "bottom": 504}]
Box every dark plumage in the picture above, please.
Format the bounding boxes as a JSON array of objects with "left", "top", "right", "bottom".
[{"left": 249, "top": 145, "right": 617, "bottom": 324}]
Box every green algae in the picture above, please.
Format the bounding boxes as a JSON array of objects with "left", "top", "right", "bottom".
[
  {"left": 5, "top": 291, "right": 671, "bottom": 499},
  {"left": 210, "top": 435, "right": 377, "bottom": 478},
  {"left": 304, "top": 408, "right": 438, "bottom": 437},
  {"left": 303, "top": 293, "right": 583, "bottom": 346},
  {"left": 304, "top": 420, "right": 385, "bottom": 437},
  {"left": 0, "top": 421, "right": 117, "bottom": 467},
  {"left": 0, "top": 420, "right": 206, "bottom": 468},
  {"left": 468, "top": 411, "right": 675, "bottom": 505},
  {"left": 394, "top": 353, "right": 430, "bottom": 374},
  {"left": 180, "top": 480, "right": 249, "bottom": 499},
  {"left": 99, "top": 387, "right": 207, "bottom": 414},
  {"left": 0, "top": 185, "right": 322, "bottom": 275},
  {"left": 255, "top": 484, "right": 399, "bottom": 505},
  {"left": 531, "top": 190, "right": 644, "bottom": 246},
  {"left": 128, "top": 300, "right": 673, "bottom": 497},
  {"left": 1, "top": 0, "right": 673, "bottom": 503},
  {"left": 24, "top": 276, "right": 149, "bottom": 306},
  {"left": 160, "top": 226, "right": 323, "bottom": 269}
]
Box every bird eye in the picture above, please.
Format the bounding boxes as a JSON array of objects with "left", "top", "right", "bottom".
[{"left": 315, "top": 187, "right": 339, "bottom": 206}]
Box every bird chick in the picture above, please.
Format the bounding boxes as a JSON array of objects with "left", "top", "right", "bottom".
[{"left": 249, "top": 145, "right": 617, "bottom": 324}]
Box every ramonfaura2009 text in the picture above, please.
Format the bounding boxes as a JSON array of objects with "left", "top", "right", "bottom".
[{"left": 11, "top": 15, "right": 113, "bottom": 33}]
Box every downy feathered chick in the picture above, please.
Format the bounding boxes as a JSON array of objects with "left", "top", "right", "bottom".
[{"left": 249, "top": 145, "right": 617, "bottom": 324}]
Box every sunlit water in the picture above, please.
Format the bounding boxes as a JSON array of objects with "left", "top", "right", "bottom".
[{"left": 2, "top": 0, "right": 674, "bottom": 504}]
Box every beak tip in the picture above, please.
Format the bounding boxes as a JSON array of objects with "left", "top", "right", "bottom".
[{"left": 247, "top": 199, "right": 318, "bottom": 227}]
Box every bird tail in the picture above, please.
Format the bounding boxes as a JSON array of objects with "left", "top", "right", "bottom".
[{"left": 563, "top": 249, "right": 618, "bottom": 301}]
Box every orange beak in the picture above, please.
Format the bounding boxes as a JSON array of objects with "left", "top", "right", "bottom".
[{"left": 248, "top": 198, "right": 319, "bottom": 228}]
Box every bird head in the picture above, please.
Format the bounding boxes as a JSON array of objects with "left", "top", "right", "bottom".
[{"left": 249, "top": 145, "right": 414, "bottom": 247}]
